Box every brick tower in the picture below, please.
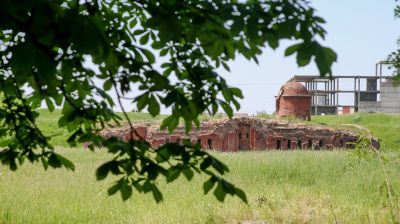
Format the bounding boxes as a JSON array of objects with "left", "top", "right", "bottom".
[{"left": 276, "top": 81, "right": 311, "bottom": 120}]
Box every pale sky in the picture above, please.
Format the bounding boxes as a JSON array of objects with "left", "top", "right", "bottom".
[
  {"left": 219, "top": 0, "right": 399, "bottom": 114},
  {"left": 111, "top": 1, "right": 399, "bottom": 115}
]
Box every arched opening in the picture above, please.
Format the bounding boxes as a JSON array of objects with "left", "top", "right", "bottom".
[
  {"left": 277, "top": 140, "right": 281, "bottom": 150},
  {"left": 297, "top": 140, "right": 302, "bottom": 149},
  {"left": 287, "top": 139, "right": 291, "bottom": 150},
  {"left": 308, "top": 139, "right": 312, "bottom": 149}
]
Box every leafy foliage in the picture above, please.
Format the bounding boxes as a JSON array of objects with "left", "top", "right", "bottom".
[
  {"left": 0, "top": 0, "right": 335, "bottom": 202},
  {"left": 388, "top": 0, "right": 400, "bottom": 75},
  {"left": 346, "top": 136, "right": 376, "bottom": 165}
]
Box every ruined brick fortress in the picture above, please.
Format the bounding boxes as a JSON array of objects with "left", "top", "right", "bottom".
[
  {"left": 101, "top": 116, "right": 379, "bottom": 151},
  {"left": 100, "top": 81, "right": 379, "bottom": 150}
]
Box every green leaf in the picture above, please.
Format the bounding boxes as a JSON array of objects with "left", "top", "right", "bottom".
[
  {"left": 142, "top": 49, "right": 155, "bottom": 63},
  {"left": 120, "top": 180, "right": 132, "bottom": 201},
  {"left": 41, "top": 157, "right": 49, "bottom": 170},
  {"left": 182, "top": 168, "right": 194, "bottom": 181},
  {"left": 148, "top": 95, "right": 160, "bottom": 116},
  {"left": 203, "top": 177, "right": 216, "bottom": 194},
  {"left": 108, "top": 179, "right": 123, "bottom": 196},
  {"left": 285, "top": 43, "right": 301, "bottom": 57},
  {"left": 10, "top": 42, "right": 35, "bottom": 76},
  {"left": 296, "top": 42, "right": 315, "bottom": 67},
  {"left": 222, "top": 89, "right": 232, "bottom": 102},
  {"left": 48, "top": 153, "right": 62, "bottom": 168},
  {"left": 235, "top": 188, "right": 248, "bottom": 203},
  {"left": 314, "top": 44, "right": 337, "bottom": 76},
  {"left": 212, "top": 158, "right": 228, "bottom": 174},
  {"left": 229, "top": 87, "right": 243, "bottom": 98},
  {"left": 221, "top": 179, "right": 235, "bottom": 195},
  {"left": 45, "top": 97, "right": 54, "bottom": 112},
  {"left": 133, "top": 29, "right": 146, "bottom": 35},
  {"left": 136, "top": 93, "right": 149, "bottom": 111},
  {"left": 213, "top": 181, "right": 226, "bottom": 202},
  {"left": 129, "top": 18, "right": 137, "bottom": 29},
  {"left": 220, "top": 102, "right": 233, "bottom": 117},
  {"left": 184, "top": 119, "right": 192, "bottom": 133},
  {"left": 160, "top": 48, "right": 169, "bottom": 56},
  {"left": 160, "top": 115, "right": 179, "bottom": 133},
  {"left": 142, "top": 181, "right": 153, "bottom": 193},
  {"left": 222, "top": 61, "right": 230, "bottom": 71},
  {"left": 55, "top": 153, "right": 75, "bottom": 171},
  {"left": 152, "top": 186, "right": 163, "bottom": 203},
  {"left": 96, "top": 160, "right": 119, "bottom": 180},
  {"left": 140, "top": 32, "right": 150, "bottom": 45},
  {"left": 167, "top": 168, "right": 181, "bottom": 183},
  {"left": 103, "top": 80, "right": 113, "bottom": 91},
  {"left": 200, "top": 157, "right": 213, "bottom": 170}
]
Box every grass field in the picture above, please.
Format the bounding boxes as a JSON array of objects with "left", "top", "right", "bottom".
[
  {"left": 312, "top": 113, "right": 400, "bottom": 150},
  {"left": 1, "top": 111, "right": 400, "bottom": 223}
]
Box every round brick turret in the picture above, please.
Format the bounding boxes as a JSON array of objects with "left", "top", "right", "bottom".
[{"left": 276, "top": 81, "right": 311, "bottom": 120}]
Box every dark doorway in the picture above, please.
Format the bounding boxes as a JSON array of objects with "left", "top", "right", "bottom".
[
  {"left": 297, "top": 140, "right": 302, "bottom": 149},
  {"left": 319, "top": 140, "right": 323, "bottom": 149},
  {"left": 239, "top": 124, "right": 250, "bottom": 150},
  {"left": 208, "top": 139, "right": 212, "bottom": 149},
  {"left": 277, "top": 140, "right": 281, "bottom": 150},
  {"left": 308, "top": 139, "right": 312, "bottom": 149},
  {"left": 287, "top": 140, "right": 291, "bottom": 150}
]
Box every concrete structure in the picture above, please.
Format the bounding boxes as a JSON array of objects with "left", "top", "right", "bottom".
[
  {"left": 359, "top": 79, "right": 400, "bottom": 113},
  {"left": 289, "top": 76, "right": 400, "bottom": 115},
  {"left": 288, "top": 61, "right": 400, "bottom": 115},
  {"left": 276, "top": 81, "right": 311, "bottom": 120},
  {"left": 99, "top": 117, "right": 379, "bottom": 151}
]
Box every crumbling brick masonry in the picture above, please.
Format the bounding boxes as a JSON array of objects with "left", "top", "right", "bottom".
[
  {"left": 276, "top": 81, "right": 312, "bottom": 120},
  {"left": 99, "top": 117, "right": 379, "bottom": 151}
]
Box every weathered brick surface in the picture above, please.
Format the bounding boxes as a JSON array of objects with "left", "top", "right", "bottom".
[
  {"left": 276, "top": 81, "right": 311, "bottom": 120},
  {"left": 99, "top": 117, "right": 379, "bottom": 151}
]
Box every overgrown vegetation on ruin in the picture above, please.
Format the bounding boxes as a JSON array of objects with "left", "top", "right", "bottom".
[{"left": 32, "top": 109, "right": 400, "bottom": 151}]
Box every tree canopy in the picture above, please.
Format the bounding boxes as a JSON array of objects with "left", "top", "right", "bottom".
[
  {"left": 388, "top": 1, "right": 400, "bottom": 74},
  {"left": 0, "top": 0, "right": 336, "bottom": 202}
]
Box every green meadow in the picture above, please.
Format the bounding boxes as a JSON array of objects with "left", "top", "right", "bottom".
[{"left": 1, "top": 111, "right": 400, "bottom": 223}]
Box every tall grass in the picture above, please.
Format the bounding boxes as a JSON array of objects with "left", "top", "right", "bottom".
[
  {"left": 2, "top": 111, "right": 400, "bottom": 223},
  {"left": 0, "top": 148, "right": 399, "bottom": 223},
  {"left": 312, "top": 113, "right": 400, "bottom": 150}
]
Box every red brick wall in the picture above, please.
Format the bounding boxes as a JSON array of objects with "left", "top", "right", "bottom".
[
  {"left": 123, "top": 126, "right": 147, "bottom": 141},
  {"left": 101, "top": 117, "right": 378, "bottom": 151},
  {"left": 277, "top": 96, "right": 311, "bottom": 120}
]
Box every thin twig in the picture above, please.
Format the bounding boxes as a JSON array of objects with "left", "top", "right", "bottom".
[
  {"left": 108, "top": 70, "right": 146, "bottom": 142},
  {"left": 330, "top": 204, "right": 338, "bottom": 224}
]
